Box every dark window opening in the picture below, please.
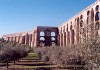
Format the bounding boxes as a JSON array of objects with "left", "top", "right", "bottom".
[
  {"left": 95, "top": 22, "right": 99, "bottom": 30},
  {"left": 95, "top": 12, "right": 99, "bottom": 21},
  {"left": 95, "top": 5, "right": 99, "bottom": 11}
]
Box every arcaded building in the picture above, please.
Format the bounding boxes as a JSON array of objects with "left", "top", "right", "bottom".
[
  {"left": 3, "top": 26, "right": 59, "bottom": 47},
  {"left": 58, "top": 0, "right": 100, "bottom": 46},
  {"left": 3, "top": 0, "right": 100, "bottom": 47}
]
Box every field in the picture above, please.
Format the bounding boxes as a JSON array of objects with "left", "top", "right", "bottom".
[{"left": 0, "top": 53, "right": 85, "bottom": 70}]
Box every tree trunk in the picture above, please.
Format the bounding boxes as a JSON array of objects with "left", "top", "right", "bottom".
[{"left": 6, "top": 61, "right": 9, "bottom": 69}]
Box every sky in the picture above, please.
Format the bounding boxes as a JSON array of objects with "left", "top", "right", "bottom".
[{"left": 0, "top": 0, "right": 96, "bottom": 37}]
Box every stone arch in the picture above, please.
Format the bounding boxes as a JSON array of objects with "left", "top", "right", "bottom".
[
  {"left": 40, "top": 37, "right": 45, "bottom": 41},
  {"left": 87, "top": 10, "right": 90, "bottom": 16},
  {"left": 87, "top": 10, "right": 90, "bottom": 24},
  {"left": 95, "top": 11, "right": 99, "bottom": 21},
  {"left": 51, "top": 37, "right": 55, "bottom": 41},
  {"left": 95, "top": 5, "right": 99, "bottom": 11},
  {"left": 40, "top": 37, "right": 45, "bottom": 46},
  {"left": 70, "top": 22, "right": 72, "bottom": 30},
  {"left": 40, "top": 31, "right": 45, "bottom": 36},
  {"left": 80, "top": 15, "right": 83, "bottom": 28},
  {"left": 51, "top": 32, "right": 56, "bottom": 36},
  {"left": 95, "top": 22, "right": 99, "bottom": 30},
  {"left": 80, "top": 15, "right": 83, "bottom": 19}
]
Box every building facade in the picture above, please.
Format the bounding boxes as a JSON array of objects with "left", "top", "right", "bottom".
[
  {"left": 3, "top": 0, "right": 100, "bottom": 47},
  {"left": 3, "top": 26, "right": 59, "bottom": 47}
]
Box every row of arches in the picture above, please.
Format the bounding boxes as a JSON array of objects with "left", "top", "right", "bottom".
[
  {"left": 40, "top": 31, "right": 56, "bottom": 36},
  {"left": 59, "top": 5, "right": 100, "bottom": 46},
  {"left": 40, "top": 37, "right": 56, "bottom": 41}
]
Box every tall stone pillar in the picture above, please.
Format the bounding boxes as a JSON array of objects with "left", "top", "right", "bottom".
[
  {"left": 34, "top": 31, "right": 37, "bottom": 47},
  {"left": 64, "top": 32, "right": 66, "bottom": 46},
  {"left": 70, "top": 30, "right": 74, "bottom": 45},
  {"left": 31, "top": 33, "right": 35, "bottom": 47},
  {"left": 60, "top": 33, "right": 63, "bottom": 46},
  {"left": 29, "top": 34, "right": 32, "bottom": 46},
  {"left": 25, "top": 33, "right": 29, "bottom": 45},
  {"left": 67, "top": 31, "right": 70, "bottom": 45},
  {"left": 16, "top": 36, "right": 19, "bottom": 43}
]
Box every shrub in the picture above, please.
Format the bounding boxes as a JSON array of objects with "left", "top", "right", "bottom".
[
  {"left": 0, "top": 39, "right": 31, "bottom": 69},
  {"left": 34, "top": 45, "right": 86, "bottom": 67}
]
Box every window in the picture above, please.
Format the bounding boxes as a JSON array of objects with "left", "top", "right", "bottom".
[
  {"left": 51, "top": 32, "right": 55, "bottom": 36},
  {"left": 40, "top": 31, "right": 45, "bottom": 36},
  {"left": 95, "top": 22, "right": 99, "bottom": 30}
]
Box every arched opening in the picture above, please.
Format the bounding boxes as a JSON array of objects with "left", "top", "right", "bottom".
[
  {"left": 22, "top": 36, "right": 25, "bottom": 44},
  {"left": 77, "top": 17, "right": 79, "bottom": 28},
  {"left": 87, "top": 11, "right": 90, "bottom": 24},
  {"left": 51, "top": 32, "right": 56, "bottom": 36},
  {"left": 80, "top": 20, "right": 83, "bottom": 28},
  {"left": 51, "top": 37, "right": 55, "bottom": 41},
  {"left": 40, "top": 37, "right": 45, "bottom": 47},
  {"left": 80, "top": 15, "right": 83, "bottom": 19},
  {"left": 71, "top": 30, "right": 74, "bottom": 44},
  {"left": 87, "top": 11, "right": 90, "bottom": 16},
  {"left": 95, "top": 5, "right": 99, "bottom": 11},
  {"left": 66, "top": 24, "right": 68, "bottom": 31},
  {"left": 95, "top": 22, "right": 99, "bottom": 30},
  {"left": 40, "top": 37, "right": 45, "bottom": 41},
  {"left": 95, "top": 11, "right": 99, "bottom": 21},
  {"left": 64, "top": 32, "right": 66, "bottom": 46},
  {"left": 67, "top": 31, "right": 70, "bottom": 45},
  {"left": 70, "top": 25, "right": 72, "bottom": 30},
  {"left": 40, "top": 31, "right": 45, "bottom": 36}
]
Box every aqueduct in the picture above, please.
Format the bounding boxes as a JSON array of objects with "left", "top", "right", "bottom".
[{"left": 3, "top": 0, "right": 100, "bottom": 47}]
